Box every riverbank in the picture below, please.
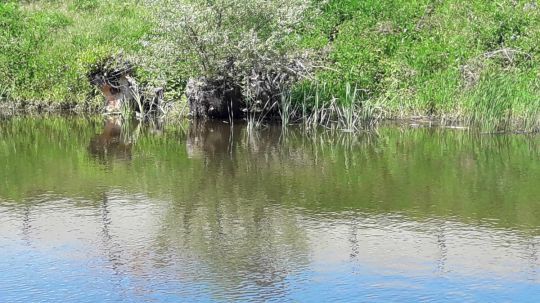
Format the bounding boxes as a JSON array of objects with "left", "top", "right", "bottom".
[{"left": 1, "top": 0, "right": 539, "bottom": 132}]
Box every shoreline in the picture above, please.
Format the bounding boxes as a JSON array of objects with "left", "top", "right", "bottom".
[{"left": 1, "top": 102, "right": 538, "bottom": 135}]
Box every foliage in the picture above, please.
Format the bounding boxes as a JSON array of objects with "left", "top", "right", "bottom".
[
  {"left": 0, "top": 0, "right": 539, "bottom": 131},
  {"left": 0, "top": 0, "right": 151, "bottom": 104}
]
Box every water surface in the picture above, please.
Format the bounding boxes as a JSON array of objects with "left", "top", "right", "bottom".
[{"left": 1, "top": 116, "right": 539, "bottom": 302}]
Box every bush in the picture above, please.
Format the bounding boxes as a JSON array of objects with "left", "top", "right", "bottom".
[{"left": 142, "top": 0, "right": 319, "bottom": 104}]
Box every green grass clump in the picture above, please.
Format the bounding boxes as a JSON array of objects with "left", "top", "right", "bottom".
[
  {"left": 0, "top": 0, "right": 151, "bottom": 105},
  {"left": 463, "top": 67, "right": 540, "bottom": 132},
  {"left": 298, "top": 0, "right": 540, "bottom": 131}
]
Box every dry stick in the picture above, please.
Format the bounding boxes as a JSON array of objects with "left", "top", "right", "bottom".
[{"left": 483, "top": 48, "right": 532, "bottom": 61}]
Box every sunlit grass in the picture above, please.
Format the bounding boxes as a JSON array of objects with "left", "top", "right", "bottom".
[
  {"left": 0, "top": 0, "right": 151, "bottom": 104},
  {"left": 298, "top": 0, "right": 540, "bottom": 132}
]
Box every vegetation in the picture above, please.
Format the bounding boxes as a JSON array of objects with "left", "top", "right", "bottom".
[
  {"left": 0, "top": 0, "right": 150, "bottom": 106},
  {"left": 297, "top": 0, "right": 540, "bottom": 131},
  {"left": 0, "top": 0, "right": 539, "bottom": 131}
]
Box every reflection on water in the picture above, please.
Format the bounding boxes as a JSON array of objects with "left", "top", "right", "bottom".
[
  {"left": 88, "top": 117, "right": 135, "bottom": 162},
  {"left": 0, "top": 116, "right": 539, "bottom": 302}
]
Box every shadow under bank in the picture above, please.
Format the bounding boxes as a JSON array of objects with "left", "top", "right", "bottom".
[{"left": 1, "top": 101, "right": 538, "bottom": 134}]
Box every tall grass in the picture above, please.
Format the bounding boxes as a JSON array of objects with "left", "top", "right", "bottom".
[
  {"left": 462, "top": 68, "right": 540, "bottom": 132},
  {"left": 289, "top": 83, "right": 383, "bottom": 131}
]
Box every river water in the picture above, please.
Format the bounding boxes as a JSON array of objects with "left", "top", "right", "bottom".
[{"left": 0, "top": 116, "right": 539, "bottom": 302}]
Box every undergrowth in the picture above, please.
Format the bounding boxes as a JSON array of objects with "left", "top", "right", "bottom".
[{"left": 298, "top": 0, "right": 540, "bottom": 131}]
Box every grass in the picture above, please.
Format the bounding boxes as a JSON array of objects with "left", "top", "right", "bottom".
[
  {"left": 463, "top": 66, "right": 540, "bottom": 132},
  {"left": 290, "top": 82, "right": 383, "bottom": 131},
  {"left": 297, "top": 0, "right": 540, "bottom": 132},
  {"left": 0, "top": 0, "right": 151, "bottom": 105}
]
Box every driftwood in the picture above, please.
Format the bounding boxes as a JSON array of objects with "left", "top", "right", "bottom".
[{"left": 186, "top": 54, "right": 313, "bottom": 120}]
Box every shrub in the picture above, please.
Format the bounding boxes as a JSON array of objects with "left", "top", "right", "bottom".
[{"left": 142, "top": 0, "right": 320, "bottom": 104}]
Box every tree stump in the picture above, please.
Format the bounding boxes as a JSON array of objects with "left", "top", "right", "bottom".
[{"left": 186, "top": 77, "right": 243, "bottom": 119}]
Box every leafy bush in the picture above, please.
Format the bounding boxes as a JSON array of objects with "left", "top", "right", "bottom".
[{"left": 0, "top": 2, "right": 72, "bottom": 101}]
